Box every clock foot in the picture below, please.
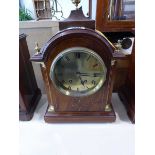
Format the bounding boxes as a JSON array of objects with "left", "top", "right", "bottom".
[{"left": 44, "top": 104, "right": 116, "bottom": 123}]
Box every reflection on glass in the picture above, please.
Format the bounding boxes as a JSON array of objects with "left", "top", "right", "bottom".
[{"left": 108, "top": 0, "right": 135, "bottom": 21}]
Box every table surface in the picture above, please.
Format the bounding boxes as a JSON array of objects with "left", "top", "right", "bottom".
[{"left": 19, "top": 93, "right": 135, "bottom": 155}]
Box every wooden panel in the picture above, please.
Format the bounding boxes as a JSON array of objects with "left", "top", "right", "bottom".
[
  {"left": 59, "top": 9, "right": 95, "bottom": 30},
  {"left": 118, "top": 41, "right": 135, "bottom": 123},
  {"left": 19, "top": 34, "right": 41, "bottom": 121}
]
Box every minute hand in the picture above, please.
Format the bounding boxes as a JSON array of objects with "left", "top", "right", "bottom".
[{"left": 76, "top": 72, "right": 104, "bottom": 77}]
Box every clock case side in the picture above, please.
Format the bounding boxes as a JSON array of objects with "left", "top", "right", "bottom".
[
  {"left": 19, "top": 34, "right": 41, "bottom": 121},
  {"left": 118, "top": 41, "right": 135, "bottom": 123}
]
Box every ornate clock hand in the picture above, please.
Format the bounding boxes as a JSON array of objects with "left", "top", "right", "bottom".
[
  {"left": 76, "top": 72, "right": 104, "bottom": 77},
  {"left": 76, "top": 72, "right": 91, "bottom": 76}
]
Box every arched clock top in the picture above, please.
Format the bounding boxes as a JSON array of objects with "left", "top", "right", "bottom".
[{"left": 30, "top": 27, "right": 123, "bottom": 62}]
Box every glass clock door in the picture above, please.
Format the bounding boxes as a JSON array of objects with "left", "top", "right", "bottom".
[{"left": 108, "top": 0, "right": 135, "bottom": 21}]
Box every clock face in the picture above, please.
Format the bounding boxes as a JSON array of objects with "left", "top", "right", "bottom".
[{"left": 50, "top": 47, "right": 107, "bottom": 97}]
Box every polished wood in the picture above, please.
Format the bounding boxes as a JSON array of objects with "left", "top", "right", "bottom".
[
  {"left": 102, "top": 31, "right": 135, "bottom": 123},
  {"left": 96, "top": 0, "right": 135, "bottom": 90},
  {"left": 19, "top": 34, "right": 41, "bottom": 121},
  {"left": 96, "top": 0, "right": 135, "bottom": 32},
  {"left": 44, "top": 105, "right": 116, "bottom": 123},
  {"left": 118, "top": 41, "right": 135, "bottom": 123},
  {"left": 31, "top": 28, "right": 126, "bottom": 123},
  {"left": 59, "top": 8, "right": 95, "bottom": 30},
  {"left": 102, "top": 32, "right": 134, "bottom": 91}
]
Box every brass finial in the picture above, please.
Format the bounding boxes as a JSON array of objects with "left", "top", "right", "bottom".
[
  {"left": 34, "top": 42, "right": 41, "bottom": 55},
  {"left": 71, "top": 0, "right": 81, "bottom": 9}
]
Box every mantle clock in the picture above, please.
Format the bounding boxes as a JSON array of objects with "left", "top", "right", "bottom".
[{"left": 31, "top": 27, "right": 125, "bottom": 123}]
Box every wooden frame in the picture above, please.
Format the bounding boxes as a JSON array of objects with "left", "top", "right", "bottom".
[
  {"left": 33, "top": 0, "right": 52, "bottom": 20},
  {"left": 96, "top": 0, "right": 135, "bottom": 32},
  {"left": 118, "top": 40, "right": 135, "bottom": 123},
  {"left": 19, "top": 34, "right": 41, "bottom": 121}
]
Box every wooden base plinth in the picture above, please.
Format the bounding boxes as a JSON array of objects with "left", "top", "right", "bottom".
[
  {"left": 19, "top": 88, "right": 42, "bottom": 121},
  {"left": 44, "top": 104, "right": 116, "bottom": 123}
]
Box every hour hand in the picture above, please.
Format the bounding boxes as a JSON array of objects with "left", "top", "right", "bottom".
[
  {"left": 76, "top": 72, "right": 90, "bottom": 76},
  {"left": 76, "top": 72, "right": 104, "bottom": 77}
]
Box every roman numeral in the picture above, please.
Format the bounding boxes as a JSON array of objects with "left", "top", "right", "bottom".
[
  {"left": 75, "top": 52, "right": 80, "bottom": 59},
  {"left": 68, "top": 86, "right": 71, "bottom": 90},
  {"left": 92, "top": 80, "right": 96, "bottom": 85},
  {"left": 69, "top": 80, "right": 72, "bottom": 83},
  {"left": 87, "top": 55, "right": 91, "bottom": 61}
]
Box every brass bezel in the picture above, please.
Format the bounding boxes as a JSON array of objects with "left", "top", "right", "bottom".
[{"left": 50, "top": 47, "right": 107, "bottom": 97}]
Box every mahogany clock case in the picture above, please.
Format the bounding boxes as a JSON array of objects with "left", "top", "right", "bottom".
[
  {"left": 19, "top": 34, "right": 41, "bottom": 121},
  {"left": 31, "top": 28, "right": 126, "bottom": 123}
]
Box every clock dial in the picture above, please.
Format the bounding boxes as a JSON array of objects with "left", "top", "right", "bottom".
[{"left": 50, "top": 47, "right": 107, "bottom": 96}]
